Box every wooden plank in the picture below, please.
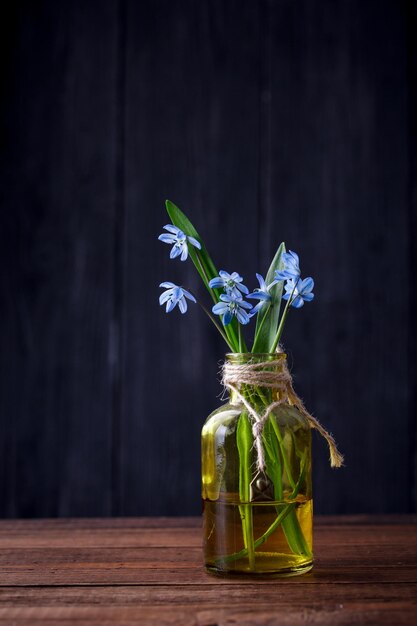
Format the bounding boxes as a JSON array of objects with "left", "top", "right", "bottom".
[
  {"left": 0, "top": 586, "right": 416, "bottom": 624},
  {"left": 0, "top": 603, "right": 415, "bottom": 625},
  {"left": 0, "top": 513, "right": 412, "bottom": 531},
  {"left": 0, "top": 560, "right": 416, "bottom": 586},
  {"left": 0, "top": 564, "right": 416, "bottom": 587},
  {"left": 0, "top": 515, "right": 415, "bottom": 547},
  {"left": 0, "top": 517, "right": 415, "bottom": 586},
  {"left": 0, "top": 517, "right": 415, "bottom": 624},
  {"left": 0, "top": 1, "right": 119, "bottom": 516},
  {"left": 1, "top": 584, "right": 416, "bottom": 602},
  {"left": 1, "top": 539, "right": 417, "bottom": 567},
  {"left": 120, "top": 0, "right": 261, "bottom": 516}
]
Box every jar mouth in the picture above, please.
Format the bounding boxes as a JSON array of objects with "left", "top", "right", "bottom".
[{"left": 226, "top": 352, "right": 287, "bottom": 362}]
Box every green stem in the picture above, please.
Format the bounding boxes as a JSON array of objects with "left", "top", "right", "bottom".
[
  {"left": 198, "top": 302, "right": 234, "bottom": 350},
  {"left": 270, "top": 279, "right": 299, "bottom": 352},
  {"left": 230, "top": 380, "right": 310, "bottom": 569},
  {"left": 194, "top": 250, "right": 241, "bottom": 352},
  {"left": 267, "top": 412, "right": 310, "bottom": 555},
  {"left": 194, "top": 250, "right": 217, "bottom": 306},
  {"left": 251, "top": 302, "right": 271, "bottom": 352},
  {"left": 270, "top": 423, "right": 310, "bottom": 556},
  {"left": 269, "top": 418, "right": 296, "bottom": 491},
  {"left": 237, "top": 411, "right": 255, "bottom": 570},
  {"left": 238, "top": 324, "right": 244, "bottom": 352},
  {"left": 238, "top": 504, "right": 255, "bottom": 570},
  {"left": 255, "top": 390, "right": 311, "bottom": 556},
  {"left": 270, "top": 299, "right": 290, "bottom": 353},
  {"left": 219, "top": 503, "right": 296, "bottom": 565},
  {"left": 256, "top": 386, "right": 271, "bottom": 409},
  {"left": 217, "top": 450, "right": 310, "bottom": 565}
]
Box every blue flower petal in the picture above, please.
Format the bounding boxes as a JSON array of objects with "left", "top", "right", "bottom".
[
  {"left": 180, "top": 244, "right": 189, "bottom": 261},
  {"left": 284, "top": 278, "right": 297, "bottom": 291},
  {"left": 159, "top": 281, "right": 176, "bottom": 288},
  {"left": 236, "top": 283, "right": 249, "bottom": 295},
  {"left": 286, "top": 269, "right": 299, "bottom": 278},
  {"left": 291, "top": 296, "right": 304, "bottom": 309},
  {"left": 209, "top": 277, "right": 225, "bottom": 289},
  {"left": 225, "top": 286, "right": 240, "bottom": 298},
  {"left": 171, "top": 286, "right": 182, "bottom": 299},
  {"left": 158, "top": 234, "right": 176, "bottom": 244},
  {"left": 178, "top": 297, "right": 187, "bottom": 313},
  {"left": 170, "top": 246, "right": 182, "bottom": 259},
  {"left": 239, "top": 300, "right": 253, "bottom": 310},
  {"left": 275, "top": 251, "right": 301, "bottom": 281},
  {"left": 288, "top": 250, "right": 300, "bottom": 265},
  {"left": 247, "top": 291, "right": 271, "bottom": 301},
  {"left": 212, "top": 302, "right": 228, "bottom": 315},
  {"left": 187, "top": 236, "right": 201, "bottom": 249},
  {"left": 255, "top": 274, "right": 267, "bottom": 291},
  {"left": 249, "top": 302, "right": 264, "bottom": 317},
  {"left": 274, "top": 271, "right": 287, "bottom": 281},
  {"left": 223, "top": 310, "right": 233, "bottom": 326},
  {"left": 302, "top": 292, "right": 314, "bottom": 302},
  {"left": 166, "top": 299, "right": 177, "bottom": 313},
  {"left": 220, "top": 293, "right": 235, "bottom": 303},
  {"left": 181, "top": 289, "right": 195, "bottom": 302},
  {"left": 236, "top": 309, "right": 250, "bottom": 325},
  {"left": 159, "top": 291, "right": 172, "bottom": 305},
  {"left": 163, "top": 224, "right": 180, "bottom": 234},
  {"left": 300, "top": 277, "right": 314, "bottom": 293}
]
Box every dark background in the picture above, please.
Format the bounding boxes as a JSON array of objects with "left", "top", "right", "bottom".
[{"left": 0, "top": 0, "right": 416, "bottom": 518}]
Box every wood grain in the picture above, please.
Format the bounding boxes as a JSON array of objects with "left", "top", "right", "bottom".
[
  {"left": 0, "top": 0, "right": 416, "bottom": 519},
  {"left": 120, "top": 0, "right": 261, "bottom": 516},
  {"left": 266, "top": 0, "right": 411, "bottom": 516},
  {"left": 0, "top": 516, "right": 416, "bottom": 625},
  {"left": 0, "top": 0, "right": 118, "bottom": 517}
]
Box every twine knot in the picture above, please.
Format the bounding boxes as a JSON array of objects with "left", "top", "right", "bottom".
[
  {"left": 252, "top": 422, "right": 264, "bottom": 438},
  {"left": 222, "top": 356, "right": 344, "bottom": 473}
]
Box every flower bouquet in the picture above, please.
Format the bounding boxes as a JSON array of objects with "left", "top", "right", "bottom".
[{"left": 158, "top": 200, "right": 343, "bottom": 576}]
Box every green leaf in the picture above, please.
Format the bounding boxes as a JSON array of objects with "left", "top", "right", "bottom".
[
  {"left": 262, "top": 418, "right": 283, "bottom": 500},
  {"left": 236, "top": 410, "right": 256, "bottom": 566},
  {"left": 165, "top": 199, "right": 217, "bottom": 290},
  {"left": 237, "top": 412, "right": 253, "bottom": 502},
  {"left": 165, "top": 200, "right": 246, "bottom": 352},
  {"left": 252, "top": 242, "right": 286, "bottom": 353}
]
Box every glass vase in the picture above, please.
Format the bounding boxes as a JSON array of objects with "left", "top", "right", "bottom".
[{"left": 202, "top": 353, "right": 313, "bottom": 576}]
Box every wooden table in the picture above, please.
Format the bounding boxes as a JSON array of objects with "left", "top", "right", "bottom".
[{"left": 0, "top": 516, "right": 416, "bottom": 625}]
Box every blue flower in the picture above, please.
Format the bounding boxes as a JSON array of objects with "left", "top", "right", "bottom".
[
  {"left": 209, "top": 270, "right": 249, "bottom": 297},
  {"left": 282, "top": 277, "right": 314, "bottom": 309},
  {"left": 212, "top": 293, "right": 253, "bottom": 326},
  {"left": 247, "top": 273, "right": 273, "bottom": 316},
  {"left": 274, "top": 250, "right": 301, "bottom": 281},
  {"left": 158, "top": 224, "right": 201, "bottom": 261},
  {"left": 159, "top": 282, "right": 196, "bottom": 313}
]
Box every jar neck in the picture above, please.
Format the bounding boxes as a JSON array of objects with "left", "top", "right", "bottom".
[{"left": 225, "top": 353, "right": 288, "bottom": 404}]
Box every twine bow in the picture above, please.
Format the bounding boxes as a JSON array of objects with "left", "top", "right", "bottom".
[{"left": 222, "top": 356, "right": 344, "bottom": 473}]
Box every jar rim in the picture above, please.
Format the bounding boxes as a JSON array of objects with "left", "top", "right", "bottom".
[{"left": 225, "top": 352, "right": 287, "bottom": 360}]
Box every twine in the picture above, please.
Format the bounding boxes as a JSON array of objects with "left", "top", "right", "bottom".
[{"left": 222, "top": 356, "right": 344, "bottom": 473}]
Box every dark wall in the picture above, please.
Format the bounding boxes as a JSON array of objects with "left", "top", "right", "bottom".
[{"left": 0, "top": 0, "right": 416, "bottom": 517}]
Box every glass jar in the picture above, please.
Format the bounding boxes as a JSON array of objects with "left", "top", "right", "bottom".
[{"left": 202, "top": 353, "right": 313, "bottom": 576}]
